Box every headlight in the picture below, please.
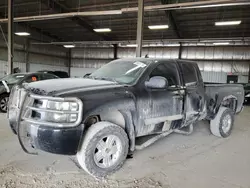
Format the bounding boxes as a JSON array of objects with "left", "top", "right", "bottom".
[
  {"left": 47, "top": 101, "right": 79, "bottom": 111},
  {"left": 40, "top": 112, "right": 78, "bottom": 123},
  {"left": 246, "top": 93, "right": 250, "bottom": 98},
  {"left": 25, "top": 95, "right": 83, "bottom": 127}
]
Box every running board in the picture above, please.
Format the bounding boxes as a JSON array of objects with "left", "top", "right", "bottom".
[
  {"left": 135, "top": 124, "right": 194, "bottom": 150},
  {"left": 135, "top": 130, "right": 173, "bottom": 150},
  {"left": 174, "top": 124, "right": 194, "bottom": 135}
]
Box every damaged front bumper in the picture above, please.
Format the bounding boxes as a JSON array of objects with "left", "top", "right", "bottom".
[
  {"left": 18, "top": 121, "right": 84, "bottom": 155},
  {"left": 8, "top": 86, "right": 84, "bottom": 155}
]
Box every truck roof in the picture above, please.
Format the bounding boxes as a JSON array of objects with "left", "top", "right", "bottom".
[{"left": 119, "top": 58, "right": 196, "bottom": 65}]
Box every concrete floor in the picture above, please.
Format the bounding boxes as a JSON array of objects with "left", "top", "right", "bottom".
[{"left": 0, "top": 107, "right": 250, "bottom": 188}]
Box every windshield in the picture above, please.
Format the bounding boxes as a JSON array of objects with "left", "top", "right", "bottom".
[
  {"left": 90, "top": 59, "right": 150, "bottom": 84},
  {"left": 0, "top": 74, "right": 26, "bottom": 85}
]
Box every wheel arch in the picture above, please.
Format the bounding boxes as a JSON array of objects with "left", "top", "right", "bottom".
[
  {"left": 0, "top": 92, "right": 10, "bottom": 97},
  {"left": 83, "top": 98, "right": 136, "bottom": 153},
  {"left": 220, "top": 95, "right": 237, "bottom": 113}
]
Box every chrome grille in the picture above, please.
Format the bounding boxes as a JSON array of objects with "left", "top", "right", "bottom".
[
  {"left": 8, "top": 86, "right": 28, "bottom": 132},
  {"left": 20, "top": 94, "right": 83, "bottom": 128},
  {"left": 9, "top": 86, "right": 27, "bottom": 109},
  {"left": 21, "top": 95, "right": 35, "bottom": 120}
]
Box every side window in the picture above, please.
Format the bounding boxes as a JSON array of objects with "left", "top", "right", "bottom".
[
  {"left": 180, "top": 63, "right": 198, "bottom": 85},
  {"left": 42, "top": 74, "right": 58, "bottom": 80},
  {"left": 24, "top": 75, "right": 39, "bottom": 83},
  {"left": 150, "top": 62, "right": 180, "bottom": 87}
]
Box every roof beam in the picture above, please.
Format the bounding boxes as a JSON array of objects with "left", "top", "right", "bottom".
[
  {"left": 160, "top": 0, "right": 182, "bottom": 38},
  {"left": 0, "top": 12, "right": 61, "bottom": 42},
  {"left": 41, "top": 0, "right": 112, "bottom": 41}
]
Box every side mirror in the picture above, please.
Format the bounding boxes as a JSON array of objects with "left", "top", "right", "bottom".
[{"left": 145, "top": 76, "right": 168, "bottom": 89}]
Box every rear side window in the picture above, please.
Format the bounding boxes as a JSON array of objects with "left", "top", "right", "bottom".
[
  {"left": 42, "top": 74, "right": 58, "bottom": 80},
  {"left": 180, "top": 63, "right": 198, "bottom": 85},
  {"left": 24, "top": 75, "right": 39, "bottom": 83}
]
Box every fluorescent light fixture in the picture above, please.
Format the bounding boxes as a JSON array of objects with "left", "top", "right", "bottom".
[
  {"left": 213, "top": 42, "right": 230, "bottom": 45},
  {"left": 15, "top": 32, "right": 30, "bottom": 36},
  {"left": 215, "top": 20, "right": 241, "bottom": 26},
  {"left": 126, "top": 44, "right": 138, "bottom": 47},
  {"left": 93, "top": 28, "right": 111, "bottom": 32},
  {"left": 165, "top": 44, "right": 180, "bottom": 47},
  {"left": 148, "top": 25, "right": 169, "bottom": 30},
  {"left": 63, "top": 44, "right": 75, "bottom": 48},
  {"left": 197, "top": 43, "right": 206, "bottom": 46}
]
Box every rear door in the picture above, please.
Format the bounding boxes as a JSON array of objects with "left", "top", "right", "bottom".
[{"left": 179, "top": 61, "right": 205, "bottom": 124}]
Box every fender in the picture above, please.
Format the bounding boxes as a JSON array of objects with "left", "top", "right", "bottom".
[
  {"left": 119, "top": 110, "right": 136, "bottom": 153},
  {"left": 215, "top": 95, "right": 237, "bottom": 115},
  {"left": 83, "top": 98, "right": 136, "bottom": 121},
  {"left": 222, "top": 95, "right": 237, "bottom": 101}
]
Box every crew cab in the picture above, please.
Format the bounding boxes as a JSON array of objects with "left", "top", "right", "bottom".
[{"left": 8, "top": 58, "right": 244, "bottom": 177}]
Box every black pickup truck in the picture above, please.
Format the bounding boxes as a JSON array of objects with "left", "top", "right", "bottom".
[{"left": 8, "top": 58, "right": 244, "bottom": 177}]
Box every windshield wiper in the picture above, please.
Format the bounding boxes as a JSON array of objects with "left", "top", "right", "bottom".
[{"left": 88, "top": 76, "right": 118, "bottom": 83}]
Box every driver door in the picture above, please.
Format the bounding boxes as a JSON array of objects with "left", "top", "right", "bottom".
[{"left": 136, "top": 61, "right": 184, "bottom": 136}]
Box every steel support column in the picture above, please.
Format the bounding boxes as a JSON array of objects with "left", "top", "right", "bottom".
[
  {"left": 68, "top": 49, "right": 71, "bottom": 77},
  {"left": 178, "top": 43, "right": 182, "bottom": 59},
  {"left": 113, "top": 44, "right": 118, "bottom": 59},
  {"left": 136, "top": 0, "right": 144, "bottom": 57},
  {"left": 25, "top": 39, "right": 30, "bottom": 72},
  {"left": 8, "top": 0, "right": 14, "bottom": 74},
  {"left": 248, "top": 63, "right": 250, "bottom": 83}
]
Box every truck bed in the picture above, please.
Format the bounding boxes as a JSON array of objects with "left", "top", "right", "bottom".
[{"left": 204, "top": 83, "right": 244, "bottom": 118}]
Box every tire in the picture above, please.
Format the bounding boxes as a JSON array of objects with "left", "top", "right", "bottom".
[
  {"left": 77, "top": 121, "right": 129, "bottom": 178},
  {"left": 210, "top": 107, "right": 234, "bottom": 138},
  {"left": 0, "top": 94, "right": 9, "bottom": 113},
  {"left": 244, "top": 98, "right": 250, "bottom": 105}
]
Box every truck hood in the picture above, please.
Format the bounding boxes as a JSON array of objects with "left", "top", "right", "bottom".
[{"left": 25, "top": 78, "right": 121, "bottom": 96}]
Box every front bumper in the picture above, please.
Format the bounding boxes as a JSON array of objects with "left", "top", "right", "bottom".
[
  {"left": 8, "top": 86, "right": 84, "bottom": 155},
  {"left": 28, "top": 124, "right": 84, "bottom": 155},
  {"left": 10, "top": 116, "right": 84, "bottom": 155}
]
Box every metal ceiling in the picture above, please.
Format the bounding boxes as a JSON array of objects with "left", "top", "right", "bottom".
[{"left": 0, "top": 0, "right": 249, "bottom": 42}]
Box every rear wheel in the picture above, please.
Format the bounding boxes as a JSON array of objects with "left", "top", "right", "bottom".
[
  {"left": 210, "top": 107, "right": 234, "bottom": 138},
  {"left": 0, "top": 94, "right": 9, "bottom": 113},
  {"left": 77, "top": 121, "right": 129, "bottom": 178}
]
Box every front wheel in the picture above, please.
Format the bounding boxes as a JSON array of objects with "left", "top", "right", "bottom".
[
  {"left": 210, "top": 107, "right": 234, "bottom": 138},
  {"left": 77, "top": 121, "right": 129, "bottom": 178},
  {"left": 0, "top": 94, "right": 9, "bottom": 113}
]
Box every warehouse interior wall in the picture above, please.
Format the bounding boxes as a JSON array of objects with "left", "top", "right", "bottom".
[
  {"left": 70, "top": 46, "right": 250, "bottom": 83},
  {"left": 0, "top": 37, "right": 68, "bottom": 77},
  {"left": 0, "top": 37, "right": 249, "bottom": 84}
]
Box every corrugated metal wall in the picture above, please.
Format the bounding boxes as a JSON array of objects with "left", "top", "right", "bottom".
[
  {"left": 70, "top": 46, "right": 250, "bottom": 83},
  {"left": 0, "top": 40, "right": 68, "bottom": 77},
  {"left": 0, "top": 40, "right": 249, "bottom": 83}
]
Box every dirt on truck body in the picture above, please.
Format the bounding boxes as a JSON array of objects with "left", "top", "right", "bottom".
[{"left": 8, "top": 58, "right": 244, "bottom": 177}]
